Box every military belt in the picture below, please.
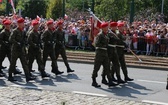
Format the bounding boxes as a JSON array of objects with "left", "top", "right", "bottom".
[
  {"left": 108, "top": 44, "right": 124, "bottom": 48},
  {"left": 116, "top": 45, "right": 124, "bottom": 48},
  {"left": 108, "top": 44, "right": 116, "bottom": 47},
  {"left": 96, "top": 47, "right": 107, "bottom": 50}
]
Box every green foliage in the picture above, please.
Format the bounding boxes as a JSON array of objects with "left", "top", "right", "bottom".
[
  {"left": 1, "top": 0, "right": 168, "bottom": 22},
  {"left": 66, "top": 0, "right": 89, "bottom": 11},
  {"left": 0, "top": 1, "right": 6, "bottom": 15},
  {"left": 46, "top": 0, "right": 62, "bottom": 19},
  {"left": 22, "top": 0, "right": 48, "bottom": 19}
]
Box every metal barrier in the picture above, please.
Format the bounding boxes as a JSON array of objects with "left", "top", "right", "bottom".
[{"left": 66, "top": 35, "right": 168, "bottom": 56}]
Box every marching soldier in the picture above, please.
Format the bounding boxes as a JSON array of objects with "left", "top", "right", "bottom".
[
  {"left": 52, "top": 21, "right": 74, "bottom": 73},
  {"left": 91, "top": 22, "right": 117, "bottom": 87},
  {"left": 8, "top": 17, "right": 36, "bottom": 82},
  {"left": 41, "top": 20, "right": 63, "bottom": 75},
  {"left": 0, "top": 19, "right": 22, "bottom": 77},
  {"left": 116, "top": 23, "right": 133, "bottom": 82},
  {"left": 27, "top": 20, "right": 50, "bottom": 78},
  {"left": 102, "top": 22, "right": 125, "bottom": 84}
]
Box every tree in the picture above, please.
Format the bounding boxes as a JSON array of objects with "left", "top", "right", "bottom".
[
  {"left": 46, "top": 0, "right": 62, "bottom": 19},
  {"left": 22, "top": 0, "right": 48, "bottom": 19},
  {"left": 66, "top": 0, "right": 89, "bottom": 11},
  {"left": 94, "top": 0, "right": 129, "bottom": 21}
]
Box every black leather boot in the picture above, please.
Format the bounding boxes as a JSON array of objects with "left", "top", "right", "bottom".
[
  {"left": 26, "top": 74, "right": 36, "bottom": 82},
  {"left": 0, "top": 66, "right": 7, "bottom": 69},
  {"left": 41, "top": 71, "right": 50, "bottom": 78},
  {"left": 117, "top": 75, "right": 126, "bottom": 84},
  {"left": 111, "top": 76, "right": 117, "bottom": 82},
  {"left": 67, "top": 68, "right": 74, "bottom": 73},
  {"left": 13, "top": 67, "right": 22, "bottom": 75},
  {"left": 0, "top": 73, "right": 4, "bottom": 77},
  {"left": 0, "top": 70, "right": 5, "bottom": 76},
  {"left": 101, "top": 76, "right": 108, "bottom": 85},
  {"left": 26, "top": 76, "right": 36, "bottom": 82},
  {"left": 51, "top": 69, "right": 64, "bottom": 75},
  {"left": 8, "top": 75, "right": 17, "bottom": 81},
  {"left": 92, "top": 78, "right": 101, "bottom": 87},
  {"left": 108, "top": 78, "right": 118, "bottom": 87},
  {"left": 125, "top": 76, "right": 134, "bottom": 82}
]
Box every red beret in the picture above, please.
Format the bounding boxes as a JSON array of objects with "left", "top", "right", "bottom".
[
  {"left": 110, "top": 22, "right": 118, "bottom": 27},
  {"left": 47, "top": 20, "right": 53, "bottom": 26},
  {"left": 17, "top": 18, "right": 24, "bottom": 23},
  {"left": 3, "top": 20, "right": 12, "bottom": 25},
  {"left": 32, "top": 20, "right": 39, "bottom": 26},
  {"left": 117, "top": 23, "right": 124, "bottom": 27},
  {"left": 101, "top": 22, "right": 109, "bottom": 28},
  {"left": 57, "top": 21, "right": 63, "bottom": 25},
  {"left": 2, "top": 19, "right": 7, "bottom": 25}
]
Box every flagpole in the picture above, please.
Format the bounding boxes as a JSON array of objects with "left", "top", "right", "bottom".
[{"left": 10, "top": 0, "right": 16, "bottom": 14}]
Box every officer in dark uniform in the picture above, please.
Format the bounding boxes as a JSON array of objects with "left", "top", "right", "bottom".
[
  {"left": 41, "top": 20, "right": 63, "bottom": 75},
  {"left": 92, "top": 22, "right": 117, "bottom": 87},
  {"left": 116, "top": 23, "right": 133, "bottom": 82},
  {"left": 0, "top": 19, "right": 22, "bottom": 76},
  {"left": 27, "top": 20, "right": 50, "bottom": 78},
  {"left": 52, "top": 21, "right": 74, "bottom": 73},
  {"left": 8, "top": 17, "right": 35, "bottom": 82}
]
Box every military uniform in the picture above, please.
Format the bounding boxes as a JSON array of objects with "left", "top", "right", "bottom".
[
  {"left": 107, "top": 31, "right": 125, "bottom": 84},
  {"left": 0, "top": 24, "right": 22, "bottom": 76},
  {"left": 92, "top": 28, "right": 117, "bottom": 87},
  {"left": 41, "top": 28, "right": 63, "bottom": 75},
  {"left": 0, "top": 29, "right": 11, "bottom": 76},
  {"left": 53, "top": 28, "right": 74, "bottom": 72},
  {"left": 8, "top": 27, "right": 34, "bottom": 82},
  {"left": 116, "top": 30, "right": 133, "bottom": 82},
  {"left": 28, "top": 29, "right": 49, "bottom": 78}
]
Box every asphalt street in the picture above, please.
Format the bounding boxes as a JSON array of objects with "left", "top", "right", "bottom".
[{"left": 0, "top": 58, "right": 168, "bottom": 105}]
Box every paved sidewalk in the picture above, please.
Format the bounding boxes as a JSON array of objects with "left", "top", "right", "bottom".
[{"left": 0, "top": 86, "right": 153, "bottom": 105}]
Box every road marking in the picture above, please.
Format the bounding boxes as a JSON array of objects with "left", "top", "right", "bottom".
[
  {"left": 137, "top": 79, "right": 166, "bottom": 84},
  {"left": 142, "top": 100, "right": 168, "bottom": 105},
  {"left": 11, "top": 84, "right": 43, "bottom": 90},
  {"left": 72, "top": 91, "right": 107, "bottom": 97},
  {"left": 0, "top": 87, "right": 6, "bottom": 89}
]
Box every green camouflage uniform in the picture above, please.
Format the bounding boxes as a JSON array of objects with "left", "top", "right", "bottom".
[
  {"left": 0, "top": 29, "right": 11, "bottom": 67},
  {"left": 27, "top": 29, "right": 45, "bottom": 73},
  {"left": 92, "top": 30, "right": 111, "bottom": 79},
  {"left": 8, "top": 27, "right": 30, "bottom": 78},
  {"left": 41, "top": 29, "right": 58, "bottom": 71},
  {"left": 52, "top": 28, "right": 71, "bottom": 71},
  {"left": 116, "top": 31, "right": 128, "bottom": 78},
  {"left": 107, "top": 31, "right": 121, "bottom": 79}
]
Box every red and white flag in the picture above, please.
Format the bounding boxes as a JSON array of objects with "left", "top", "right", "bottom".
[
  {"left": 90, "top": 16, "right": 101, "bottom": 44},
  {"left": 9, "top": 0, "right": 16, "bottom": 14}
]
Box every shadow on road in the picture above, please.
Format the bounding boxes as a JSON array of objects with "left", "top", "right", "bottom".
[
  {"left": 126, "top": 82, "right": 152, "bottom": 91},
  {"left": 51, "top": 75, "right": 72, "bottom": 83},
  {"left": 37, "top": 78, "right": 56, "bottom": 86},
  {"left": 0, "top": 78, "right": 6, "bottom": 86},
  {"left": 63, "top": 73, "right": 81, "bottom": 80},
  {"left": 97, "top": 82, "right": 151, "bottom": 98}
]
